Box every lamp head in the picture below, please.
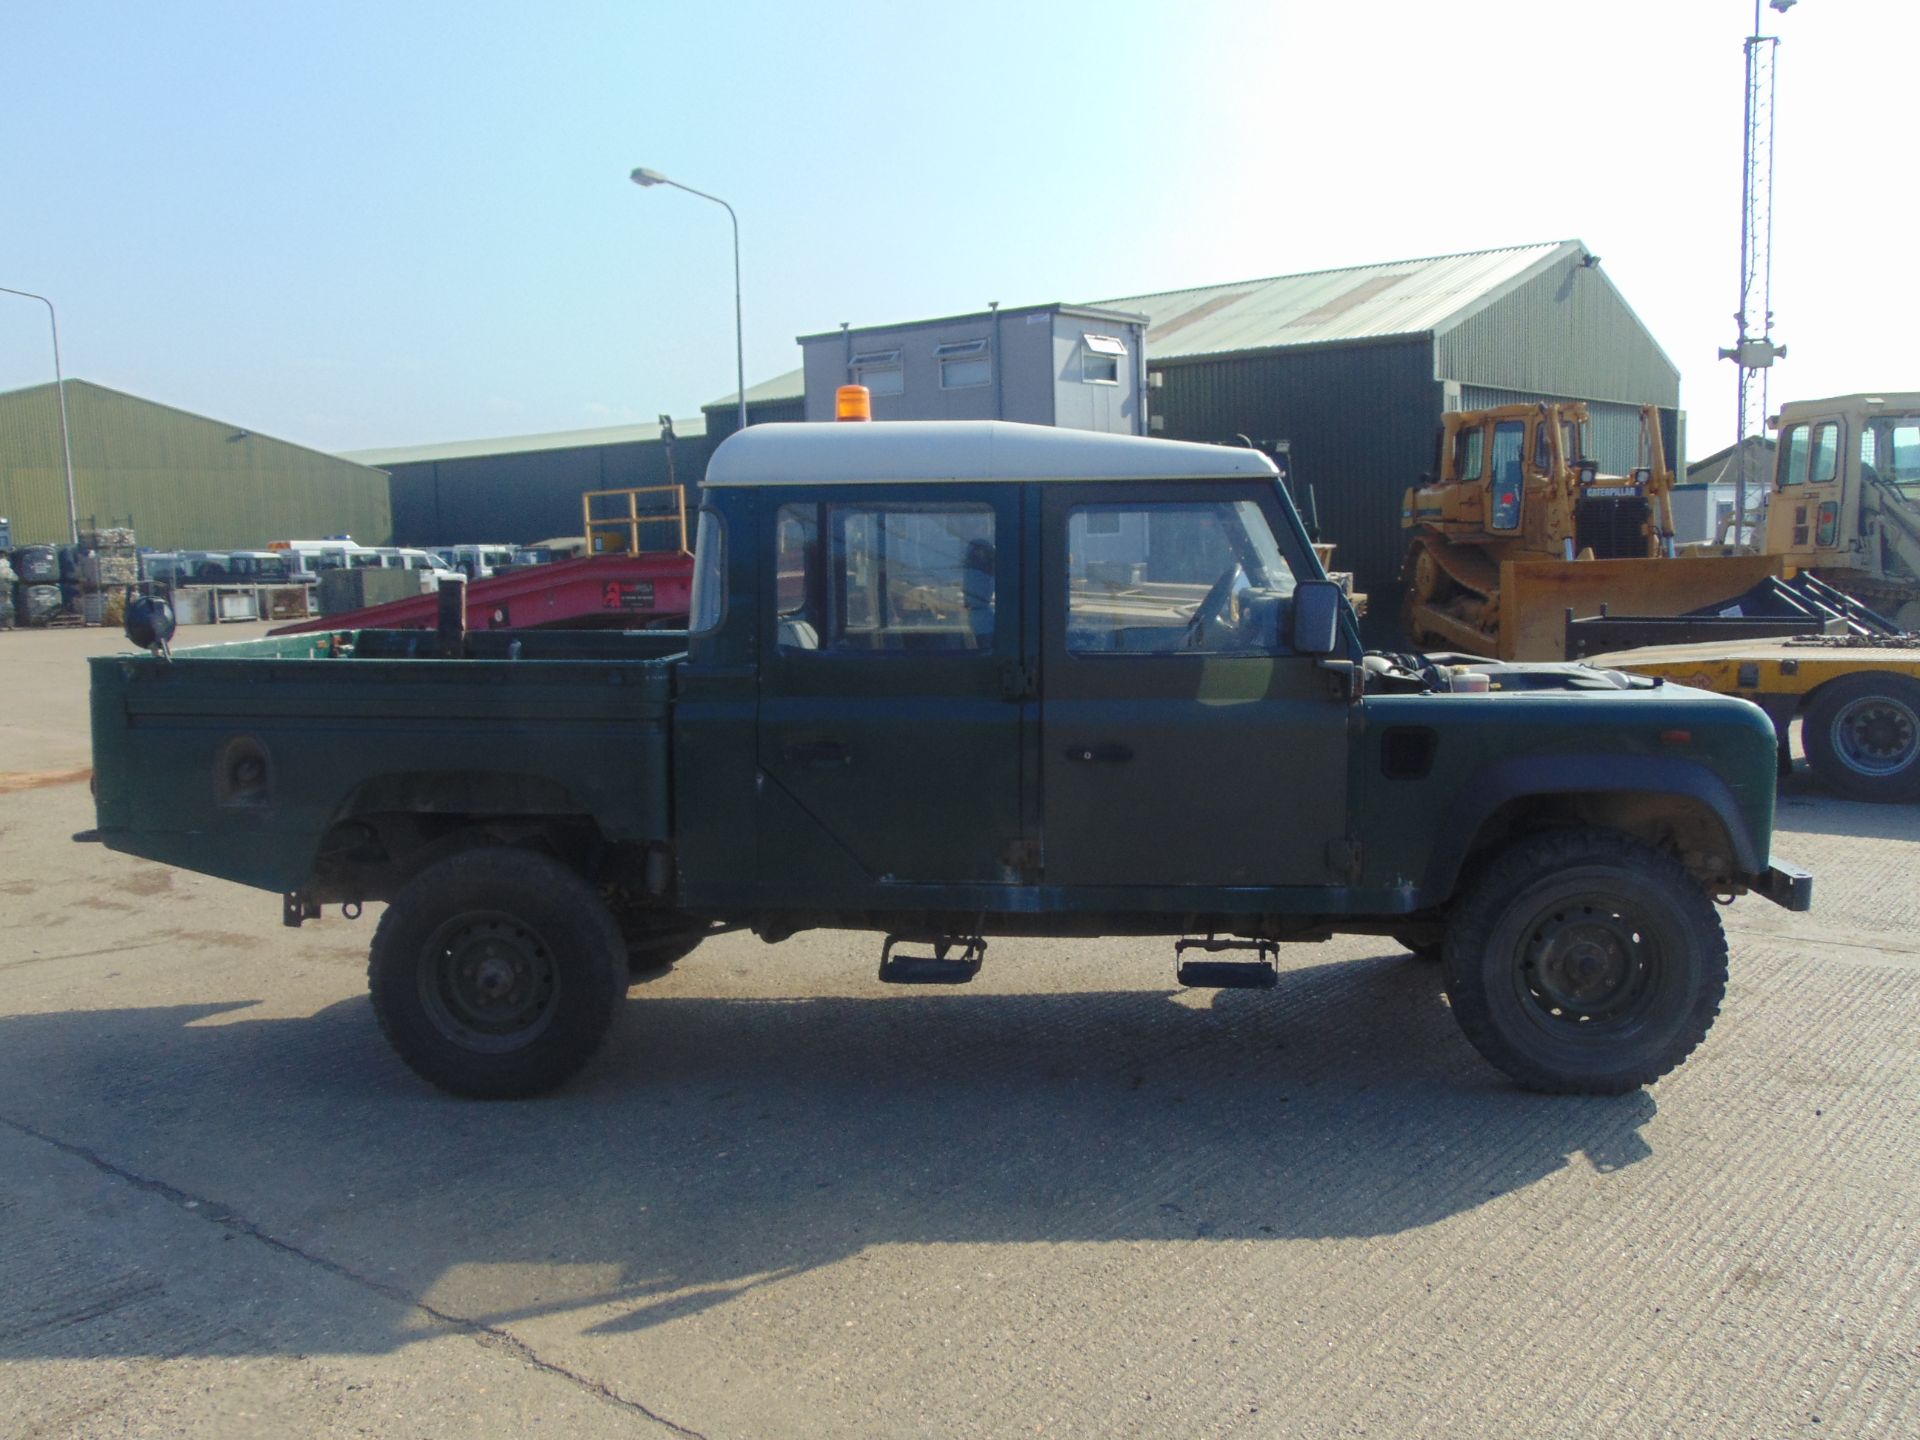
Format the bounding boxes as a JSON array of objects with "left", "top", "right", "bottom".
[{"left": 630, "top": 167, "right": 668, "bottom": 187}]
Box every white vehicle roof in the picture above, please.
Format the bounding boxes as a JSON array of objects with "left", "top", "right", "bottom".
[
  {"left": 1776, "top": 393, "right": 1920, "bottom": 417},
  {"left": 703, "top": 420, "right": 1279, "bottom": 488}
]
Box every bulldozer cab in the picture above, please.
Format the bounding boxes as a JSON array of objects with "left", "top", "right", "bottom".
[
  {"left": 1427, "top": 403, "right": 1594, "bottom": 549},
  {"left": 1767, "top": 394, "right": 1920, "bottom": 569}
]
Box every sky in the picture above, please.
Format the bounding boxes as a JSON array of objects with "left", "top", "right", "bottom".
[{"left": 2, "top": 0, "right": 1912, "bottom": 459}]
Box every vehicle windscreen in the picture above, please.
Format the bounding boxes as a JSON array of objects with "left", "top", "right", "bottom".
[{"left": 1864, "top": 416, "right": 1920, "bottom": 496}]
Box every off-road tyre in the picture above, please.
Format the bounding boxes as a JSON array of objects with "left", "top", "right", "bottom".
[
  {"left": 1443, "top": 829, "right": 1727, "bottom": 1095},
  {"left": 1802, "top": 673, "right": 1920, "bottom": 803},
  {"left": 368, "top": 848, "right": 626, "bottom": 1098}
]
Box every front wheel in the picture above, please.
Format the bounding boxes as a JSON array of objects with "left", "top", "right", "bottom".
[
  {"left": 1443, "top": 830, "right": 1727, "bottom": 1095},
  {"left": 1803, "top": 673, "right": 1920, "bottom": 802},
  {"left": 369, "top": 848, "right": 627, "bottom": 1098}
]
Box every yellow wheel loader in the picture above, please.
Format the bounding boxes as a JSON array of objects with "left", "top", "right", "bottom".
[{"left": 1401, "top": 402, "right": 1782, "bottom": 660}]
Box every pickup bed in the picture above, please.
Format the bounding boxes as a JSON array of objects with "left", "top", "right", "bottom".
[{"left": 90, "top": 420, "right": 1811, "bottom": 1099}]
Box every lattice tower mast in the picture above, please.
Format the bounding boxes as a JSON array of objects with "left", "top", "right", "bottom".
[{"left": 1720, "top": 1, "right": 1793, "bottom": 546}]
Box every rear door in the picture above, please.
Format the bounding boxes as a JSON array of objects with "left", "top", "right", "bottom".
[
  {"left": 755, "top": 484, "right": 1027, "bottom": 891},
  {"left": 1038, "top": 482, "right": 1351, "bottom": 888}
]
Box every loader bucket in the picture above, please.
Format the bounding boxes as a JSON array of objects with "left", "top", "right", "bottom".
[{"left": 1497, "top": 553, "right": 1789, "bottom": 661}]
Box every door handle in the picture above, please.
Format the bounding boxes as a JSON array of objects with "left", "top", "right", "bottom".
[
  {"left": 1066, "top": 742, "right": 1133, "bottom": 764},
  {"left": 782, "top": 738, "right": 851, "bottom": 769}
]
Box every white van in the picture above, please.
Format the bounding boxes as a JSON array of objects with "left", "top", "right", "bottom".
[{"left": 439, "top": 544, "right": 518, "bottom": 580}]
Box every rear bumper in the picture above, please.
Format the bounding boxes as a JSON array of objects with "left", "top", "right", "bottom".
[{"left": 1754, "top": 859, "right": 1814, "bottom": 912}]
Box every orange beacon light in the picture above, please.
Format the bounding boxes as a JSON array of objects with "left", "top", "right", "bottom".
[{"left": 836, "top": 384, "right": 873, "bottom": 422}]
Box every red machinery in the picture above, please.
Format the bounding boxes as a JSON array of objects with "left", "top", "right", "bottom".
[
  {"left": 271, "top": 484, "right": 694, "bottom": 636},
  {"left": 269, "top": 552, "right": 693, "bottom": 637}
]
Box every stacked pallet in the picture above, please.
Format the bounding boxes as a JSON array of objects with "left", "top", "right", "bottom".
[{"left": 64, "top": 525, "right": 140, "bottom": 626}]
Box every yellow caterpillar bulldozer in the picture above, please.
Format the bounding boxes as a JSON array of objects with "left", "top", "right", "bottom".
[
  {"left": 1401, "top": 401, "right": 1781, "bottom": 659},
  {"left": 1762, "top": 393, "right": 1920, "bottom": 631}
]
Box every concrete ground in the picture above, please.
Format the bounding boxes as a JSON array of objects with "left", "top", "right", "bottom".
[{"left": 1, "top": 626, "right": 1915, "bottom": 1438}]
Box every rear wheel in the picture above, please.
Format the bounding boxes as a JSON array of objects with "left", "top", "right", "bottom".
[
  {"left": 1443, "top": 830, "right": 1727, "bottom": 1095},
  {"left": 369, "top": 849, "right": 626, "bottom": 1098},
  {"left": 1803, "top": 673, "right": 1920, "bottom": 802}
]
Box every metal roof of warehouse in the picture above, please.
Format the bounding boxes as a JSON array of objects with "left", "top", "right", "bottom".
[
  {"left": 342, "top": 414, "right": 708, "bottom": 468},
  {"left": 738, "top": 240, "right": 1583, "bottom": 407},
  {"left": 1090, "top": 240, "right": 1577, "bottom": 361},
  {"left": 340, "top": 241, "right": 1585, "bottom": 461}
]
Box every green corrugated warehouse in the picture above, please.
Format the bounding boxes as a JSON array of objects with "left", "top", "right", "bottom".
[
  {"left": 1090, "top": 239, "right": 1682, "bottom": 592},
  {"left": 723, "top": 239, "right": 1682, "bottom": 595},
  {"left": 0, "top": 380, "right": 391, "bottom": 548}
]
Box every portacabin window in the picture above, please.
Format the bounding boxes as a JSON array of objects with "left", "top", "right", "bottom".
[
  {"left": 1081, "top": 332, "right": 1126, "bottom": 385},
  {"left": 1066, "top": 500, "right": 1298, "bottom": 657},
  {"left": 849, "top": 348, "right": 903, "bottom": 397},
  {"left": 934, "top": 338, "right": 991, "bottom": 390},
  {"left": 775, "top": 501, "right": 995, "bottom": 654}
]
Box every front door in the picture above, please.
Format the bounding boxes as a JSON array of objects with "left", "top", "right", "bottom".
[
  {"left": 1038, "top": 483, "right": 1351, "bottom": 888},
  {"left": 1771, "top": 414, "right": 1846, "bottom": 561},
  {"left": 756, "top": 485, "right": 1026, "bottom": 896}
]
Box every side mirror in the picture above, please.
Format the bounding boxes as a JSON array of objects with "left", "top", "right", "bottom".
[{"left": 1290, "top": 579, "right": 1343, "bottom": 657}]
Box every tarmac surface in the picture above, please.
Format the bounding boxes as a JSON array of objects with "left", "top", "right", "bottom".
[{"left": 1, "top": 623, "right": 1916, "bottom": 1437}]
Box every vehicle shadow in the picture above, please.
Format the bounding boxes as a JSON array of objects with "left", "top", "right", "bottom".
[
  {"left": 0, "top": 948, "right": 1657, "bottom": 1358},
  {"left": 1775, "top": 768, "right": 1920, "bottom": 841}
]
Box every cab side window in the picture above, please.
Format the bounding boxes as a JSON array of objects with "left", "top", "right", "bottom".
[
  {"left": 1780, "top": 425, "right": 1808, "bottom": 486},
  {"left": 1453, "top": 426, "right": 1484, "bottom": 483},
  {"left": 774, "top": 502, "right": 994, "bottom": 654},
  {"left": 1065, "top": 500, "right": 1298, "bottom": 656},
  {"left": 1490, "top": 420, "right": 1526, "bottom": 529},
  {"left": 1811, "top": 423, "right": 1840, "bottom": 484}
]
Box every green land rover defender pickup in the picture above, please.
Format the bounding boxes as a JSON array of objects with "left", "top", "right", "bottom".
[{"left": 88, "top": 420, "right": 1811, "bottom": 1098}]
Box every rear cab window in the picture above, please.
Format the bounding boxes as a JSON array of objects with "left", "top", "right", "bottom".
[{"left": 773, "top": 500, "right": 996, "bottom": 654}]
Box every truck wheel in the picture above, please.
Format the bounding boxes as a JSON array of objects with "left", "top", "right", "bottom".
[
  {"left": 368, "top": 849, "right": 626, "bottom": 1098},
  {"left": 1443, "top": 830, "right": 1727, "bottom": 1095},
  {"left": 1802, "top": 674, "right": 1920, "bottom": 803}
]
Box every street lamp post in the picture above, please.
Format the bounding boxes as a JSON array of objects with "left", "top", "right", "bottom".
[
  {"left": 629, "top": 167, "right": 747, "bottom": 435},
  {"left": 0, "top": 285, "right": 80, "bottom": 544}
]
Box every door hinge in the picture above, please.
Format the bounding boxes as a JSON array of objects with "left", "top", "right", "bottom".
[{"left": 1325, "top": 837, "right": 1362, "bottom": 883}]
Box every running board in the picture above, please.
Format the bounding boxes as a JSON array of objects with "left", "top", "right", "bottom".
[
  {"left": 879, "top": 934, "right": 985, "bottom": 985},
  {"left": 1175, "top": 936, "right": 1279, "bottom": 990}
]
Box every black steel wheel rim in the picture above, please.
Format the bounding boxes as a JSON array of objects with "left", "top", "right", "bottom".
[
  {"left": 1831, "top": 694, "right": 1919, "bottom": 777},
  {"left": 418, "top": 911, "right": 560, "bottom": 1052},
  {"left": 1510, "top": 895, "right": 1660, "bottom": 1035}
]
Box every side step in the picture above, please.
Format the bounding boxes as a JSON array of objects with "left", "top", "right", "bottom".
[
  {"left": 879, "top": 934, "right": 985, "bottom": 985},
  {"left": 1175, "top": 935, "right": 1279, "bottom": 990}
]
